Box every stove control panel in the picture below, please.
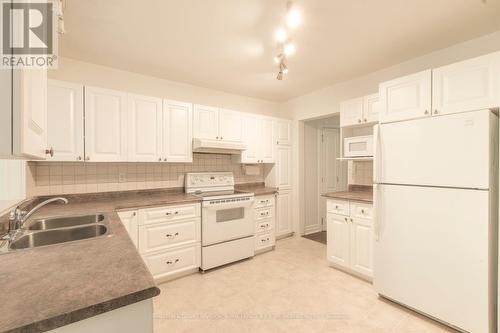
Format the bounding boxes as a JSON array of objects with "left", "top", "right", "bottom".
[{"left": 185, "top": 172, "right": 235, "bottom": 193}]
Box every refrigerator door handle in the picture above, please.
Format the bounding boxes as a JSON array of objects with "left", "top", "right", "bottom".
[
  {"left": 373, "top": 124, "right": 381, "bottom": 183},
  {"left": 373, "top": 183, "right": 380, "bottom": 241}
]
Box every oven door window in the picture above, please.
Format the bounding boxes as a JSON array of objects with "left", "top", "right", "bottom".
[{"left": 216, "top": 207, "right": 244, "bottom": 222}]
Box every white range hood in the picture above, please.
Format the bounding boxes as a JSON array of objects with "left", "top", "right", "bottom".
[{"left": 192, "top": 138, "right": 246, "bottom": 155}]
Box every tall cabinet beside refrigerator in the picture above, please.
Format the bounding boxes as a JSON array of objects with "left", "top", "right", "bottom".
[{"left": 373, "top": 109, "right": 498, "bottom": 333}]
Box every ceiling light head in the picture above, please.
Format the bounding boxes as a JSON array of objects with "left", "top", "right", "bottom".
[
  {"left": 284, "top": 43, "right": 296, "bottom": 56},
  {"left": 275, "top": 28, "right": 287, "bottom": 43},
  {"left": 277, "top": 71, "right": 284, "bottom": 81},
  {"left": 280, "top": 62, "right": 288, "bottom": 74},
  {"left": 274, "top": 53, "right": 284, "bottom": 64},
  {"left": 286, "top": 6, "right": 302, "bottom": 29}
]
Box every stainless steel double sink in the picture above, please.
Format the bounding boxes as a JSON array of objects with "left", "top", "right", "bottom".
[{"left": 8, "top": 214, "right": 109, "bottom": 250}]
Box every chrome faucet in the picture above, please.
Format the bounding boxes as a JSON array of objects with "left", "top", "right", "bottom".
[{"left": 9, "top": 197, "right": 69, "bottom": 233}]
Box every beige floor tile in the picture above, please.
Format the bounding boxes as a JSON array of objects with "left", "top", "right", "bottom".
[{"left": 153, "top": 237, "right": 459, "bottom": 333}]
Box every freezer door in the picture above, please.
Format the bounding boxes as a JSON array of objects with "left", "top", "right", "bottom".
[
  {"left": 374, "top": 184, "right": 493, "bottom": 333},
  {"left": 375, "top": 109, "right": 495, "bottom": 189}
]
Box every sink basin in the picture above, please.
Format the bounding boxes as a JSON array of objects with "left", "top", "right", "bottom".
[
  {"left": 9, "top": 224, "right": 108, "bottom": 250},
  {"left": 28, "top": 214, "right": 105, "bottom": 230}
]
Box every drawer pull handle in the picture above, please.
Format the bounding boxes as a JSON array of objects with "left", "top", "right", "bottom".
[
  {"left": 166, "top": 259, "right": 180, "bottom": 265},
  {"left": 166, "top": 232, "right": 179, "bottom": 238},
  {"left": 344, "top": 217, "right": 348, "bottom": 222},
  {"left": 166, "top": 211, "right": 179, "bottom": 216},
  {"left": 361, "top": 209, "right": 365, "bottom": 213}
]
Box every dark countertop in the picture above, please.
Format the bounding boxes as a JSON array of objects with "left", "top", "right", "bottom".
[
  {"left": 0, "top": 189, "right": 202, "bottom": 333},
  {"left": 236, "top": 183, "right": 278, "bottom": 196},
  {"left": 322, "top": 189, "right": 373, "bottom": 203}
]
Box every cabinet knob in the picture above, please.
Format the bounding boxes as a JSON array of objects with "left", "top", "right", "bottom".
[
  {"left": 132, "top": 212, "right": 136, "bottom": 216},
  {"left": 85, "top": 156, "right": 90, "bottom": 161},
  {"left": 216, "top": 136, "right": 219, "bottom": 139},
  {"left": 163, "top": 158, "right": 167, "bottom": 162},
  {"left": 158, "top": 158, "right": 162, "bottom": 162},
  {"left": 220, "top": 137, "right": 223, "bottom": 140},
  {"left": 350, "top": 218, "right": 353, "bottom": 223},
  {"left": 45, "top": 147, "right": 54, "bottom": 157},
  {"left": 361, "top": 209, "right": 364, "bottom": 213},
  {"left": 77, "top": 156, "right": 82, "bottom": 161},
  {"left": 424, "top": 110, "right": 429, "bottom": 115},
  {"left": 364, "top": 118, "right": 367, "bottom": 122},
  {"left": 358, "top": 119, "right": 362, "bottom": 123},
  {"left": 433, "top": 110, "right": 439, "bottom": 115},
  {"left": 344, "top": 217, "right": 348, "bottom": 222}
]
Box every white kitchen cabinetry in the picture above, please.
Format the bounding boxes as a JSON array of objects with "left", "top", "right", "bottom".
[
  {"left": 127, "top": 94, "right": 163, "bottom": 162},
  {"left": 276, "top": 119, "right": 292, "bottom": 145},
  {"left": 340, "top": 94, "right": 380, "bottom": 127},
  {"left": 117, "top": 210, "right": 139, "bottom": 247},
  {"left": 85, "top": 86, "right": 128, "bottom": 162},
  {"left": 254, "top": 195, "right": 276, "bottom": 253},
  {"left": 379, "top": 70, "right": 432, "bottom": 124},
  {"left": 276, "top": 190, "right": 293, "bottom": 237},
  {"left": 432, "top": 52, "right": 500, "bottom": 116},
  {"left": 46, "top": 80, "right": 84, "bottom": 161},
  {"left": 137, "top": 203, "right": 201, "bottom": 282},
  {"left": 275, "top": 146, "right": 292, "bottom": 189},
  {"left": 326, "top": 199, "right": 373, "bottom": 280},
  {"left": 241, "top": 115, "right": 275, "bottom": 163},
  {"left": 163, "top": 100, "right": 193, "bottom": 162},
  {"left": 193, "top": 105, "right": 244, "bottom": 143}
]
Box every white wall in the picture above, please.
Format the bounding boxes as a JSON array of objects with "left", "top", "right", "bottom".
[
  {"left": 286, "top": 30, "right": 500, "bottom": 120},
  {"left": 49, "top": 57, "right": 288, "bottom": 119}
]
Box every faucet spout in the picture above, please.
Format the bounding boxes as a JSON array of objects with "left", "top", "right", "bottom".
[{"left": 20, "top": 197, "right": 69, "bottom": 227}]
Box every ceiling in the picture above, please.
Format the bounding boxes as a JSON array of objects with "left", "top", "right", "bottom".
[{"left": 60, "top": 0, "right": 500, "bottom": 102}]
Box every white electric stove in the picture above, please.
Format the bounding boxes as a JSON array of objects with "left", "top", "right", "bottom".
[{"left": 185, "top": 172, "right": 255, "bottom": 270}]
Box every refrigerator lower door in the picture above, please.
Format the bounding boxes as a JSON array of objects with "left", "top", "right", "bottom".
[
  {"left": 376, "top": 109, "right": 496, "bottom": 189},
  {"left": 374, "top": 184, "right": 494, "bottom": 333}
]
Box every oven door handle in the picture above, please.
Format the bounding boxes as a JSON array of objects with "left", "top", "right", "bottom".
[{"left": 203, "top": 200, "right": 255, "bottom": 210}]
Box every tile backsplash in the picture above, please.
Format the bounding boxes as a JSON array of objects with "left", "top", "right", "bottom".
[
  {"left": 348, "top": 161, "right": 373, "bottom": 186},
  {"left": 27, "top": 154, "right": 265, "bottom": 197}
]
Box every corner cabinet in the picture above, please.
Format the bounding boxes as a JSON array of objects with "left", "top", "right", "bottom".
[
  {"left": 326, "top": 198, "right": 373, "bottom": 280},
  {"left": 46, "top": 80, "right": 84, "bottom": 161},
  {"left": 85, "top": 86, "right": 128, "bottom": 162}
]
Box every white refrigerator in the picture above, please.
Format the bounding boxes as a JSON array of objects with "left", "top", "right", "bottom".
[{"left": 373, "top": 109, "right": 498, "bottom": 333}]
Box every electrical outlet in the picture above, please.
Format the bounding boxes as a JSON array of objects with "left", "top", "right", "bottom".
[{"left": 119, "top": 172, "right": 127, "bottom": 183}]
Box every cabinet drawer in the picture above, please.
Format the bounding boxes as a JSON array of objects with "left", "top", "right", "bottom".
[
  {"left": 139, "top": 219, "right": 200, "bottom": 253},
  {"left": 138, "top": 203, "right": 200, "bottom": 225},
  {"left": 142, "top": 244, "right": 200, "bottom": 280},
  {"left": 255, "top": 207, "right": 273, "bottom": 220},
  {"left": 327, "top": 199, "right": 350, "bottom": 216},
  {"left": 255, "top": 195, "right": 275, "bottom": 208},
  {"left": 255, "top": 232, "right": 275, "bottom": 250},
  {"left": 256, "top": 220, "right": 274, "bottom": 234},
  {"left": 350, "top": 202, "right": 373, "bottom": 219}
]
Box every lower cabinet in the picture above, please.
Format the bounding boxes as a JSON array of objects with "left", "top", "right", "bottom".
[
  {"left": 276, "top": 190, "right": 293, "bottom": 238},
  {"left": 326, "top": 199, "right": 373, "bottom": 280},
  {"left": 254, "top": 194, "right": 276, "bottom": 253},
  {"left": 118, "top": 202, "right": 201, "bottom": 282}
]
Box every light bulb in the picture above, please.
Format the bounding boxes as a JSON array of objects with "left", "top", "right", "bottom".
[
  {"left": 286, "top": 8, "right": 301, "bottom": 28},
  {"left": 275, "top": 28, "right": 287, "bottom": 43},
  {"left": 284, "top": 43, "right": 296, "bottom": 56},
  {"left": 283, "top": 68, "right": 289, "bottom": 74}
]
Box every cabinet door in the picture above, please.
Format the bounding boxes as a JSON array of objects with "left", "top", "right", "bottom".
[
  {"left": 117, "top": 210, "right": 138, "bottom": 247},
  {"left": 219, "top": 109, "right": 243, "bottom": 143},
  {"left": 13, "top": 68, "right": 48, "bottom": 159},
  {"left": 327, "top": 215, "right": 350, "bottom": 269},
  {"left": 241, "top": 115, "right": 260, "bottom": 163},
  {"left": 46, "top": 80, "right": 84, "bottom": 161},
  {"left": 379, "top": 70, "right": 432, "bottom": 124},
  {"left": 127, "top": 94, "right": 163, "bottom": 162},
  {"left": 163, "top": 100, "right": 193, "bottom": 162},
  {"left": 276, "top": 190, "right": 292, "bottom": 237},
  {"left": 193, "top": 104, "right": 219, "bottom": 140},
  {"left": 432, "top": 52, "right": 500, "bottom": 116},
  {"left": 260, "top": 118, "right": 276, "bottom": 163},
  {"left": 276, "top": 119, "right": 292, "bottom": 145},
  {"left": 363, "top": 93, "right": 380, "bottom": 124},
  {"left": 276, "top": 145, "right": 292, "bottom": 190},
  {"left": 340, "top": 97, "right": 364, "bottom": 127},
  {"left": 85, "top": 86, "right": 128, "bottom": 162},
  {"left": 350, "top": 217, "right": 373, "bottom": 278}
]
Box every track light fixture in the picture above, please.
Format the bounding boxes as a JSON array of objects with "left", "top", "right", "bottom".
[{"left": 274, "top": 1, "right": 301, "bottom": 80}]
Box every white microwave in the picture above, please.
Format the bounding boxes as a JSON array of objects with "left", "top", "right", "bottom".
[{"left": 344, "top": 135, "right": 373, "bottom": 157}]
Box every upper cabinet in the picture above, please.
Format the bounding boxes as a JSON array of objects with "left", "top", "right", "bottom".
[
  {"left": 276, "top": 119, "right": 292, "bottom": 145},
  {"left": 127, "top": 94, "right": 163, "bottom": 162},
  {"left": 85, "top": 86, "right": 128, "bottom": 162},
  {"left": 379, "top": 52, "right": 500, "bottom": 124},
  {"left": 9, "top": 69, "right": 48, "bottom": 159},
  {"left": 163, "top": 100, "right": 193, "bottom": 163},
  {"left": 432, "top": 52, "right": 500, "bottom": 116},
  {"left": 379, "top": 70, "right": 432, "bottom": 124},
  {"left": 340, "top": 94, "right": 380, "bottom": 127},
  {"left": 193, "top": 105, "right": 244, "bottom": 143},
  {"left": 46, "top": 80, "right": 84, "bottom": 161},
  {"left": 241, "top": 115, "right": 275, "bottom": 164},
  {"left": 193, "top": 104, "right": 219, "bottom": 140}
]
